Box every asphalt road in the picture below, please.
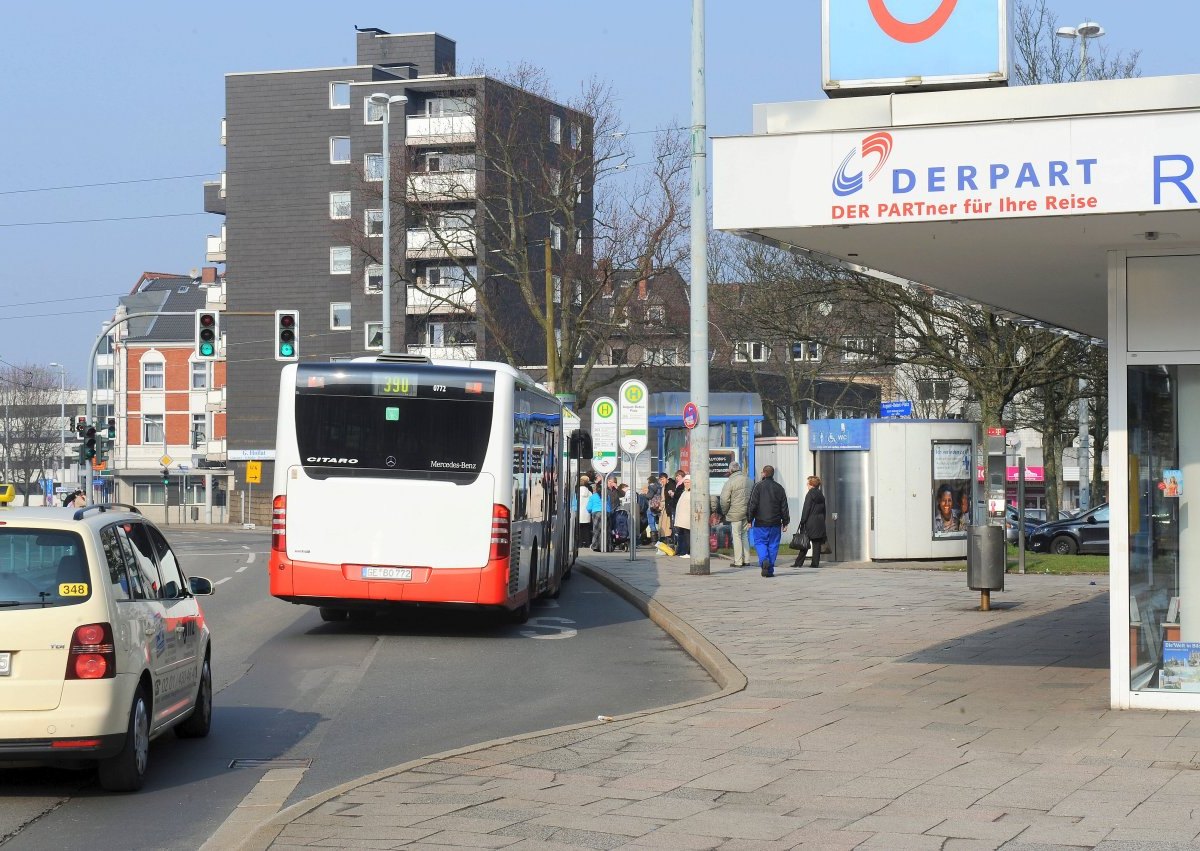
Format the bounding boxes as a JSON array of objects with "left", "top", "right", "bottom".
[{"left": 0, "top": 528, "right": 714, "bottom": 850}]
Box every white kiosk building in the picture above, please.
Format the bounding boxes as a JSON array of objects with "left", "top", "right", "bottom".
[{"left": 715, "top": 74, "right": 1200, "bottom": 711}]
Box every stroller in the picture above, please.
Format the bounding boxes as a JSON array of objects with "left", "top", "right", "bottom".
[{"left": 610, "top": 508, "right": 631, "bottom": 551}]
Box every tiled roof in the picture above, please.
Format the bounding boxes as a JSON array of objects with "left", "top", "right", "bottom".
[{"left": 121, "top": 278, "right": 213, "bottom": 343}]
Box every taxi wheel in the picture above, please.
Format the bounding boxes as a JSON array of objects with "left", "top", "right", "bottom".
[
  {"left": 98, "top": 687, "right": 150, "bottom": 792},
  {"left": 319, "top": 607, "right": 348, "bottom": 622},
  {"left": 176, "top": 657, "right": 212, "bottom": 739}
]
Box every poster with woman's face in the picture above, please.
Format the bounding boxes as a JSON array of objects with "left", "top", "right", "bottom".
[{"left": 932, "top": 441, "right": 972, "bottom": 539}]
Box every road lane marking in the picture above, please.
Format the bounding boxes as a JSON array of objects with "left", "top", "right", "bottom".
[
  {"left": 237, "top": 565, "right": 250, "bottom": 573},
  {"left": 246, "top": 552, "right": 256, "bottom": 564},
  {"left": 214, "top": 577, "right": 232, "bottom": 586},
  {"left": 519, "top": 616, "right": 577, "bottom": 640}
]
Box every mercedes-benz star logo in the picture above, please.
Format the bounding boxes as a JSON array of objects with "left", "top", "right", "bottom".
[{"left": 385, "top": 456, "right": 397, "bottom": 468}]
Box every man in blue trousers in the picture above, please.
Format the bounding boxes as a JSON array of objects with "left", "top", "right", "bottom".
[{"left": 747, "top": 465, "right": 790, "bottom": 578}]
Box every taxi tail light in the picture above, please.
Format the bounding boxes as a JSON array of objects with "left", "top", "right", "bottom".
[
  {"left": 65, "top": 622, "right": 116, "bottom": 680},
  {"left": 272, "top": 495, "right": 287, "bottom": 552},
  {"left": 489, "top": 504, "right": 510, "bottom": 560}
]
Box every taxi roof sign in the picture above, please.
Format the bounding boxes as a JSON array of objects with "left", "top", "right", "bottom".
[{"left": 0, "top": 484, "right": 15, "bottom": 505}]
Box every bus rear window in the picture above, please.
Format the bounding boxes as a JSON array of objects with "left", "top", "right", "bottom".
[{"left": 295, "top": 365, "right": 494, "bottom": 482}]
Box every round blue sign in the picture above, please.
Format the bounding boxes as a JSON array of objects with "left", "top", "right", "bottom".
[{"left": 682, "top": 402, "right": 699, "bottom": 430}]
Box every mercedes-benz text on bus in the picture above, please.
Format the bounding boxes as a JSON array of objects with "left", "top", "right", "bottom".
[{"left": 269, "top": 356, "right": 574, "bottom": 623}]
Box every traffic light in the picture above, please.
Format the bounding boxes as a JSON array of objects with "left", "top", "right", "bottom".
[
  {"left": 84, "top": 426, "right": 97, "bottom": 461},
  {"left": 161, "top": 467, "right": 170, "bottom": 487},
  {"left": 96, "top": 433, "right": 107, "bottom": 464},
  {"left": 106, "top": 417, "right": 116, "bottom": 440},
  {"left": 195, "top": 309, "right": 220, "bottom": 360},
  {"left": 274, "top": 310, "right": 299, "bottom": 362},
  {"left": 75, "top": 416, "right": 87, "bottom": 437}
]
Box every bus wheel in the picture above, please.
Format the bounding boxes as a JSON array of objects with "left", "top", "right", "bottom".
[
  {"left": 508, "top": 598, "right": 531, "bottom": 624},
  {"left": 319, "top": 607, "right": 348, "bottom": 622}
]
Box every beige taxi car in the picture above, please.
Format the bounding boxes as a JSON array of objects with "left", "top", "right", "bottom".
[{"left": 0, "top": 503, "right": 213, "bottom": 791}]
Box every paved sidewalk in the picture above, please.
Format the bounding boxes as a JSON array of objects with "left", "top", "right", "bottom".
[{"left": 241, "top": 553, "right": 1200, "bottom": 850}]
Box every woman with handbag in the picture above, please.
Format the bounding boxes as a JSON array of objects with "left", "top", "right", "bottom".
[{"left": 791, "top": 475, "right": 827, "bottom": 568}]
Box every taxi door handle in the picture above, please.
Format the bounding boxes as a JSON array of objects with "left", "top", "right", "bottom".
[
  {"left": 175, "top": 625, "right": 187, "bottom": 635},
  {"left": 144, "top": 627, "right": 156, "bottom": 636}
]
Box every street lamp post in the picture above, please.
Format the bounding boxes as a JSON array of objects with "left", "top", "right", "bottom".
[
  {"left": 369, "top": 92, "right": 409, "bottom": 355},
  {"left": 49, "top": 362, "right": 65, "bottom": 492},
  {"left": 1056, "top": 21, "right": 1105, "bottom": 80}
]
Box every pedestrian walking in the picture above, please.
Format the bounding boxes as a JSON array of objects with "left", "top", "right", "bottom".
[
  {"left": 791, "top": 475, "right": 828, "bottom": 568},
  {"left": 674, "top": 474, "right": 693, "bottom": 557},
  {"left": 577, "top": 475, "right": 592, "bottom": 550},
  {"left": 587, "top": 485, "right": 606, "bottom": 551},
  {"left": 747, "top": 465, "right": 789, "bottom": 577},
  {"left": 719, "top": 461, "right": 751, "bottom": 567}
]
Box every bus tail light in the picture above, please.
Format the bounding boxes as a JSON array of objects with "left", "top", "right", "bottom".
[
  {"left": 272, "top": 495, "right": 287, "bottom": 552},
  {"left": 490, "top": 504, "right": 510, "bottom": 560},
  {"left": 65, "top": 622, "right": 116, "bottom": 680}
]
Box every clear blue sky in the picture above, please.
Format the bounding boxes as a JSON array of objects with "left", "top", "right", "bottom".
[{"left": 0, "top": 1, "right": 1193, "bottom": 384}]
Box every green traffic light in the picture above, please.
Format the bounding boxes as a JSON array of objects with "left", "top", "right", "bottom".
[
  {"left": 280, "top": 342, "right": 295, "bottom": 358},
  {"left": 199, "top": 341, "right": 215, "bottom": 357}
]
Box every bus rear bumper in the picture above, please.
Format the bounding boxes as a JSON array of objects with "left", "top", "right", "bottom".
[{"left": 269, "top": 553, "right": 520, "bottom": 608}]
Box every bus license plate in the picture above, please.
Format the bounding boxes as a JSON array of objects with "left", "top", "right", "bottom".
[
  {"left": 0, "top": 652, "right": 10, "bottom": 676},
  {"left": 361, "top": 567, "right": 412, "bottom": 581}
]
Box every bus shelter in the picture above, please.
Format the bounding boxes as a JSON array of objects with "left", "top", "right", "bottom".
[
  {"left": 715, "top": 74, "right": 1200, "bottom": 712},
  {"left": 650, "top": 392, "right": 763, "bottom": 495}
]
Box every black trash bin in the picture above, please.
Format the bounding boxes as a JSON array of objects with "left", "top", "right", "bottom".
[{"left": 967, "top": 525, "right": 1005, "bottom": 592}]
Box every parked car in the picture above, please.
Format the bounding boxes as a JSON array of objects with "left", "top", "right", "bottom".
[
  {"left": 0, "top": 505, "right": 214, "bottom": 791},
  {"left": 1026, "top": 503, "right": 1110, "bottom": 555},
  {"left": 1004, "top": 506, "right": 1042, "bottom": 545}
]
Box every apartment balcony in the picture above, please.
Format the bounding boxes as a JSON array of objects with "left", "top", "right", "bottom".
[
  {"left": 205, "top": 235, "right": 226, "bottom": 263},
  {"left": 406, "top": 170, "right": 476, "bottom": 202},
  {"left": 406, "top": 227, "right": 475, "bottom": 259},
  {"left": 205, "top": 387, "right": 226, "bottom": 414},
  {"left": 406, "top": 284, "right": 477, "bottom": 314},
  {"left": 406, "top": 114, "right": 475, "bottom": 145},
  {"left": 407, "top": 344, "right": 477, "bottom": 360},
  {"left": 203, "top": 180, "right": 225, "bottom": 215},
  {"left": 220, "top": 118, "right": 226, "bottom": 146}
]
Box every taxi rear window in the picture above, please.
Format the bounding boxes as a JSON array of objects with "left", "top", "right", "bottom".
[{"left": 0, "top": 529, "right": 92, "bottom": 607}]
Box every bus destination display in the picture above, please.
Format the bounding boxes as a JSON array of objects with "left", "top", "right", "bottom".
[{"left": 375, "top": 372, "right": 418, "bottom": 397}]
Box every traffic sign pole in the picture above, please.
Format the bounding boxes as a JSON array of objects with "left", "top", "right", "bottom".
[
  {"left": 618, "top": 381, "right": 649, "bottom": 562},
  {"left": 591, "top": 397, "right": 618, "bottom": 553}
]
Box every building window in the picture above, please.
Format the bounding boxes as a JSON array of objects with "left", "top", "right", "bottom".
[
  {"left": 646, "top": 305, "right": 665, "bottom": 324},
  {"left": 549, "top": 115, "right": 562, "bottom": 144},
  {"left": 642, "top": 347, "right": 679, "bottom": 366},
  {"left": 191, "top": 361, "right": 208, "bottom": 390},
  {"left": 610, "top": 348, "right": 627, "bottom": 366},
  {"left": 134, "top": 483, "right": 167, "bottom": 506},
  {"left": 425, "top": 264, "right": 476, "bottom": 289},
  {"left": 552, "top": 275, "right": 562, "bottom": 304},
  {"left": 365, "top": 153, "right": 384, "bottom": 182},
  {"left": 550, "top": 224, "right": 563, "bottom": 250},
  {"left": 365, "top": 322, "right": 383, "bottom": 351},
  {"left": 733, "top": 342, "right": 771, "bottom": 363},
  {"left": 330, "top": 302, "right": 351, "bottom": 329},
  {"left": 842, "top": 337, "right": 874, "bottom": 362},
  {"left": 791, "top": 341, "right": 822, "bottom": 362},
  {"left": 141, "top": 360, "right": 164, "bottom": 390},
  {"left": 365, "top": 264, "right": 383, "bottom": 294},
  {"left": 191, "top": 413, "right": 207, "bottom": 447},
  {"left": 330, "top": 136, "right": 351, "bottom": 164},
  {"left": 574, "top": 282, "right": 582, "bottom": 306},
  {"left": 917, "top": 379, "right": 951, "bottom": 401},
  {"left": 569, "top": 123, "right": 582, "bottom": 149},
  {"left": 330, "top": 246, "right": 351, "bottom": 275},
  {"left": 329, "top": 191, "right": 351, "bottom": 220},
  {"left": 575, "top": 229, "right": 583, "bottom": 254},
  {"left": 364, "top": 97, "right": 385, "bottom": 124},
  {"left": 575, "top": 179, "right": 583, "bottom": 205},
  {"left": 329, "top": 81, "right": 351, "bottom": 109},
  {"left": 96, "top": 368, "right": 114, "bottom": 391},
  {"left": 365, "top": 209, "right": 383, "bottom": 237},
  {"left": 142, "top": 414, "right": 164, "bottom": 444},
  {"left": 98, "top": 335, "right": 115, "bottom": 356}
]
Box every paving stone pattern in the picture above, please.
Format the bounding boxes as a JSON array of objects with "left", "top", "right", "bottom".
[{"left": 265, "top": 556, "right": 1200, "bottom": 849}]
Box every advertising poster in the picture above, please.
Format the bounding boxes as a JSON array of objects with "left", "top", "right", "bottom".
[
  {"left": 1162, "top": 469, "right": 1183, "bottom": 498},
  {"left": 1161, "top": 642, "right": 1200, "bottom": 691},
  {"left": 932, "top": 441, "right": 972, "bottom": 539}
]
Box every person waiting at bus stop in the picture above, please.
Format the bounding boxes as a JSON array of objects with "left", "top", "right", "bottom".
[
  {"left": 748, "top": 465, "right": 789, "bottom": 577},
  {"left": 587, "top": 485, "right": 605, "bottom": 551}
]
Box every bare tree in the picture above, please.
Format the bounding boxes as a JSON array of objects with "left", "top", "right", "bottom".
[
  {"left": 351, "top": 65, "right": 689, "bottom": 402},
  {"left": 1012, "top": 0, "right": 1140, "bottom": 85},
  {"left": 0, "top": 364, "right": 67, "bottom": 501}
]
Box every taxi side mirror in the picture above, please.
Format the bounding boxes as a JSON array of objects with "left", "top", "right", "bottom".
[{"left": 188, "top": 576, "right": 214, "bottom": 596}]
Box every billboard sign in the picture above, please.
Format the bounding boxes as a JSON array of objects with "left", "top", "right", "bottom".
[
  {"left": 715, "top": 112, "right": 1200, "bottom": 232},
  {"left": 823, "top": 0, "right": 1007, "bottom": 95}
]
